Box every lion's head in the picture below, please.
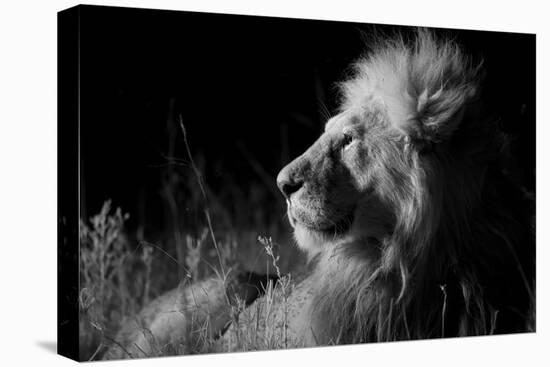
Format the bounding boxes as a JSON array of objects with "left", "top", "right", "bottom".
[
  {"left": 277, "top": 30, "right": 534, "bottom": 344},
  {"left": 277, "top": 30, "right": 482, "bottom": 259}
]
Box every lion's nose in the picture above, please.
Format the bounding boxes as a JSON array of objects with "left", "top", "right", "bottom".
[{"left": 276, "top": 168, "right": 303, "bottom": 199}]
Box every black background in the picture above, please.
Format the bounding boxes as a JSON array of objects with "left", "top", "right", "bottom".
[{"left": 79, "top": 5, "right": 535, "bottom": 233}]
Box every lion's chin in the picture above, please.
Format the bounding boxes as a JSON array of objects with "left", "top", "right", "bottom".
[{"left": 293, "top": 224, "right": 328, "bottom": 254}]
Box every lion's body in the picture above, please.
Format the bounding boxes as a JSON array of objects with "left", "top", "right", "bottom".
[
  {"left": 102, "top": 278, "right": 232, "bottom": 359},
  {"left": 103, "top": 29, "right": 534, "bottom": 359}
]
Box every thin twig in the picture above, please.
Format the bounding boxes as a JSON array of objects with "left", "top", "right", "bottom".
[
  {"left": 440, "top": 284, "right": 448, "bottom": 338},
  {"left": 139, "top": 240, "right": 191, "bottom": 277},
  {"left": 87, "top": 342, "right": 104, "bottom": 361},
  {"left": 178, "top": 116, "right": 225, "bottom": 279}
]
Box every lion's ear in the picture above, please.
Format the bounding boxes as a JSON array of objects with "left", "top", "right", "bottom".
[{"left": 407, "top": 84, "right": 477, "bottom": 144}]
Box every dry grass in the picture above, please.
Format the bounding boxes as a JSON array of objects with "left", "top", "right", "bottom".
[
  {"left": 78, "top": 118, "right": 303, "bottom": 360},
  {"left": 78, "top": 202, "right": 300, "bottom": 360}
]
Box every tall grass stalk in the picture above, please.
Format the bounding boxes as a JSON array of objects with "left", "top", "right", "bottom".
[{"left": 179, "top": 115, "right": 226, "bottom": 279}]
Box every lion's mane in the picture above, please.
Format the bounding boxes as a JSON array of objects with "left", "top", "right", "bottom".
[{"left": 304, "top": 30, "right": 534, "bottom": 344}]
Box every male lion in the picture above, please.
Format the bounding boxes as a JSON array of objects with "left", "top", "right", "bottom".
[{"left": 103, "top": 29, "right": 534, "bottom": 359}]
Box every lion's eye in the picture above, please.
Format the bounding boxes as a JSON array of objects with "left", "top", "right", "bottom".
[{"left": 342, "top": 132, "right": 354, "bottom": 150}]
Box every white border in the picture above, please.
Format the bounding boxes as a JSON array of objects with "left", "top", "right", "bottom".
[{"left": 0, "top": 0, "right": 547, "bottom": 366}]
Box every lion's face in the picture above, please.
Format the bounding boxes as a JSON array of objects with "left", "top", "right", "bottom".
[{"left": 277, "top": 105, "right": 398, "bottom": 253}]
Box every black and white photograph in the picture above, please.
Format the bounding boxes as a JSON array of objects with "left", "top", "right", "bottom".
[
  {"left": 56, "top": 4, "right": 537, "bottom": 362},
  {"left": 2, "top": 1, "right": 548, "bottom": 366}
]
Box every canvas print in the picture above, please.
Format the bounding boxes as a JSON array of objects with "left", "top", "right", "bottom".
[{"left": 57, "top": 5, "right": 535, "bottom": 361}]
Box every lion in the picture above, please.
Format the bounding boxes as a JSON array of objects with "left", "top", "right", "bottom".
[{"left": 103, "top": 29, "right": 534, "bottom": 359}]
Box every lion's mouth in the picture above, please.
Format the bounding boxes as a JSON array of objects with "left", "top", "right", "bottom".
[{"left": 287, "top": 202, "right": 355, "bottom": 236}]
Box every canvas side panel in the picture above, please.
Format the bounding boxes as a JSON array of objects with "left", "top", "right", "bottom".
[{"left": 57, "top": 5, "right": 80, "bottom": 362}]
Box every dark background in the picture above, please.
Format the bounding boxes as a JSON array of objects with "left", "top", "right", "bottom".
[{"left": 79, "top": 5, "right": 535, "bottom": 236}]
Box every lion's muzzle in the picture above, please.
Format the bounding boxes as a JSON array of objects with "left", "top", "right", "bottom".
[{"left": 276, "top": 161, "right": 304, "bottom": 200}]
